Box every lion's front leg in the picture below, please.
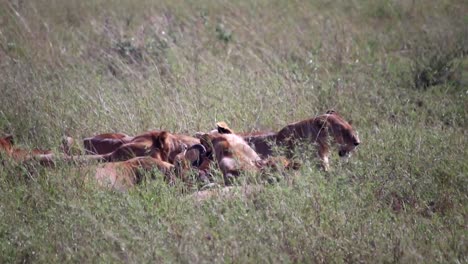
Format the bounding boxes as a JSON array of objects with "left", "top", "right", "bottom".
[{"left": 317, "top": 143, "right": 330, "bottom": 171}]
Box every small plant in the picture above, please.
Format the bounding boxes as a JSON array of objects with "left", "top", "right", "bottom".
[{"left": 215, "top": 23, "right": 232, "bottom": 43}]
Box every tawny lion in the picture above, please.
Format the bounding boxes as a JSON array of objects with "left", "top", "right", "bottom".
[{"left": 217, "top": 110, "right": 360, "bottom": 171}]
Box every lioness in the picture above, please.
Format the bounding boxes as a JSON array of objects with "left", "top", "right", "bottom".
[
  {"left": 83, "top": 132, "right": 132, "bottom": 155},
  {"left": 90, "top": 131, "right": 191, "bottom": 191},
  {"left": 275, "top": 110, "right": 360, "bottom": 171},
  {"left": 93, "top": 156, "right": 175, "bottom": 191},
  {"left": 195, "top": 131, "right": 299, "bottom": 185},
  {"left": 0, "top": 135, "right": 55, "bottom": 166},
  {"left": 199, "top": 132, "right": 262, "bottom": 184},
  {"left": 216, "top": 110, "right": 360, "bottom": 171},
  {"left": 81, "top": 130, "right": 200, "bottom": 157},
  {"left": 68, "top": 131, "right": 189, "bottom": 164}
]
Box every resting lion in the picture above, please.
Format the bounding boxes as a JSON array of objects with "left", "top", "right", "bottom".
[
  {"left": 90, "top": 131, "right": 191, "bottom": 191},
  {"left": 189, "top": 131, "right": 299, "bottom": 185},
  {"left": 82, "top": 131, "right": 200, "bottom": 156},
  {"left": 0, "top": 134, "right": 55, "bottom": 166},
  {"left": 67, "top": 131, "right": 191, "bottom": 164}
]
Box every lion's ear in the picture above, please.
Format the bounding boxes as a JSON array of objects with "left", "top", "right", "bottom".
[
  {"left": 216, "top": 122, "right": 234, "bottom": 134},
  {"left": 3, "top": 134, "right": 14, "bottom": 145},
  {"left": 326, "top": 110, "right": 337, "bottom": 115}
]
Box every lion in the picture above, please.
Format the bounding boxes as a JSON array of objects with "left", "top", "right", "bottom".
[
  {"left": 194, "top": 130, "right": 300, "bottom": 185},
  {"left": 81, "top": 130, "right": 200, "bottom": 157},
  {"left": 93, "top": 156, "right": 176, "bottom": 191},
  {"left": 215, "top": 110, "right": 360, "bottom": 171},
  {"left": 199, "top": 132, "right": 262, "bottom": 184},
  {"left": 83, "top": 132, "right": 132, "bottom": 155},
  {"left": 67, "top": 131, "right": 189, "bottom": 165},
  {"left": 95, "top": 131, "right": 183, "bottom": 191},
  {"left": 0, "top": 134, "right": 56, "bottom": 166},
  {"left": 275, "top": 110, "right": 360, "bottom": 171}
]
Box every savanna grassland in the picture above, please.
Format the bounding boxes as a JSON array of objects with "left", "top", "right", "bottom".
[{"left": 0, "top": 0, "right": 467, "bottom": 262}]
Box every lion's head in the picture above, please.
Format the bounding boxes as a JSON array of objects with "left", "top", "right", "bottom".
[
  {"left": 151, "top": 131, "right": 188, "bottom": 164},
  {"left": 325, "top": 111, "right": 360, "bottom": 158},
  {"left": 0, "top": 135, "right": 14, "bottom": 153},
  {"left": 199, "top": 132, "right": 262, "bottom": 184}
]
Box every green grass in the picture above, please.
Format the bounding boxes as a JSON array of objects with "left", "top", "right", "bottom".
[{"left": 0, "top": 0, "right": 467, "bottom": 262}]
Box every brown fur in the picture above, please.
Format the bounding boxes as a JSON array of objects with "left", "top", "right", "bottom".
[
  {"left": 0, "top": 135, "right": 55, "bottom": 166},
  {"left": 198, "top": 132, "right": 299, "bottom": 184},
  {"left": 91, "top": 131, "right": 188, "bottom": 191},
  {"left": 70, "top": 131, "right": 189, "bottom": 164},
  {"left": 242, "top": 132, "right": 278, "bottom": 157},
  {"left": 82, "top": 130, "right": 200, "bottom": 157},
  {"left": 94, "top": 156, "right": 175, "bottom": 191},
  {"left": 215, "top": 111, "right": 360, "bottom": 171},
  {"left": 83, "top": 132, "right": 132, "bottom": 155},
  {"left": 275, "top": 111, "right": 360, "bottom": 171},
  {"left": 170, "top": 144, "right": 211, "bottom": 184},
  {"left": 199, "top": 132, "right": 262, "bottom": 184},
  {"left": 214, "top": 122, "right": 278, "bottom": 159}
]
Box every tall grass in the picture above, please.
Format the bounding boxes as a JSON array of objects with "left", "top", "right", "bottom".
[{"left": 1, "top": 0, "right": 467, "bottom": 262}]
